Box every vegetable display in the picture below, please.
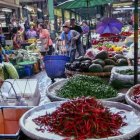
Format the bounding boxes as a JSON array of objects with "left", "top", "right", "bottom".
[
  {"left": 57, "top": 75, "right": 117, "bottom": 99},
  {"left": 65, "top": 51, "right": 128, "bottom": 73},
  {"left": 117, "top": 69, "right": 140, "bottom": 75},
  {"left": 9, "top": 49, "right": 40, "bottom": 64},
  {"left": 33, "top": 97, "right": 127, "bottom": 139}
]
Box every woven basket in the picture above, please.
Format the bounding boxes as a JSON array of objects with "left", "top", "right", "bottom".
[
  {"left": 65, "top": 69, "right": 111, "bottom": 78},
  {"left": 125, "top": 84, "right": 140, "bottom": 111}
]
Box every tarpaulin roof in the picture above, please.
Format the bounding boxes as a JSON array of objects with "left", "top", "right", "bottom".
[{"left": 57, "top": 0, "right": 113, "bottom": 9}]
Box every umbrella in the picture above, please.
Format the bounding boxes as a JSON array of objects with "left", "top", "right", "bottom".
[
  {"left": 96, "top": 17, "right": 123, "bottom": 35},
  {"left": 57, "top": 0, "right": 113, "bottom": 20},
  {"left": 57, "top": 0, "right": 112, "bottom": 9}
]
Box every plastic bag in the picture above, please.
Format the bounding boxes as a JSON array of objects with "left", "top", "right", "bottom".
[
  {"left": 126, "top": 41, "right": 140, "bottom": 59},
  {"left": 85, "top": 48, "right": 99, "bottom": 60},
  {"left": 109, "top": 66, "right": 140, "bottom": 89}
]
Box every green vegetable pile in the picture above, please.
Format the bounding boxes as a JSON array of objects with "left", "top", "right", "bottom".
[
  {"left": 58, "top": 75, "right": 117, "bottom": 99},
  {"left": 117, "top": 69, "right": 140, "bottom": 75}
]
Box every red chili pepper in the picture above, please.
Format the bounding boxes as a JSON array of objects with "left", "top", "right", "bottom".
[{"left": 33, "top": 97, "right": 127, "bottom": 139}]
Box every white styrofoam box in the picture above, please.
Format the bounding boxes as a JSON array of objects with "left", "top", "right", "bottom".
[{"left": 1, "top": 79, "right": 38, "bottom": 98}]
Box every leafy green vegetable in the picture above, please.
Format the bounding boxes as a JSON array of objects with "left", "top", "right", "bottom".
[
  {"left": 58, "top": 75, "right": 117, "bottom": 99},
  {"left": 117, "top": 69, "right": 140, "bottom": 75}
]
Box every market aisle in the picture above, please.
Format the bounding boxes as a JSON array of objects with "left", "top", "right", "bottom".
[{"left": 30, "top": 70, "right": 65, "bottom": 105}]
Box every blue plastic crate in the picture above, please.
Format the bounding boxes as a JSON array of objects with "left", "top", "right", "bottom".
[{"left": 44, "top": 55, "right": 70, "bottom": 79}]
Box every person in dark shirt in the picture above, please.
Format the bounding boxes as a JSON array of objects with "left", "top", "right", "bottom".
[
  {"left": 70, "top": 18, "right": 83, "bottom": 34},
  {"left": 70, "top": 18, "right": 84, "bottom": 56}
]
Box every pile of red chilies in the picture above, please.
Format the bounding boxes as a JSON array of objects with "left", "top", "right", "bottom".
[
  {"left": 131, "top": 86, "right": 140, "bottom": 105},
  {"left": 33, "top": 97, "right": 127, "bottom": 140}
]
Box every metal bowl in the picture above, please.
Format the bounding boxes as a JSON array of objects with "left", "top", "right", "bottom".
[
  {"left": 20, "top": 101, "right": 140, "bottom": 140},
  {"left": 46, "top": 79, "right": 125, "bottom": 102},
  {"left": 125, "top": 84, "right": 140, "bottom": 111}
]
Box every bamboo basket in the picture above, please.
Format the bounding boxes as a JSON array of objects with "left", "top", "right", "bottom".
[{"left": 65, "top": 69, "right": 111, "bottom": 78}]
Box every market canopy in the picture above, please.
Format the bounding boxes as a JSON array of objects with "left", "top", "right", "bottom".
[{"left": 57, "top": 0, "right": 113, "bottom": 9}]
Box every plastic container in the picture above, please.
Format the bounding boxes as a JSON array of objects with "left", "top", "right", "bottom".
[
  {"left": 24, "top": 65, "right": 33, "bottom": 77},
  {"left": 16, "top": 66, "right": 25, "bottom": 78},
  {"left": 33, "top": 61, "right": 40, "bottom": 73},
  {"left": 0, "top": 106, "right": 32, "bottom": 139},
  {"left": 44, "top": 55, "right": 70, "bottom": 79}
]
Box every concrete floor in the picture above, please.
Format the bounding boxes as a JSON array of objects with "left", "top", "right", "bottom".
[{"left": 31, "top": 70, "right": 64, "bottom": 105}]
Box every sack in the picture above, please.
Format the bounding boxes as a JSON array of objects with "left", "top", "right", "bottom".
[{"left": 109, "top": 66, "right": 140, "bottom": 89}]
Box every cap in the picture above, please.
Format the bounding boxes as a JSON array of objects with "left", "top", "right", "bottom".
[
  {"left": 71, "top": 17, "right": 75, "bottom": 20},
  {"left": 62, "top": 21, "right": 70, "bottom": 28}
]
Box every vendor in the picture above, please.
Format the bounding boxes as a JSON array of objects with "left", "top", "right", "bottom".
[
  {"left": 0, "top": 43, "right": 9, "bottom": 63},
  {"left": 26, "top": 25, "right": 37, "bottom": 40}
]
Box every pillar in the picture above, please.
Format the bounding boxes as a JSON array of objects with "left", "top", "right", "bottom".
[
  {"left": 48, "top": 0, "right": 54, "bottom": 27},
  {"left": 48, "top": 0, "right": 55, "bottom": 39},
  {"left": 61, "top": 9, "right": 65, "bottom": 24},
  {"left": 37, "top": 2, "right": 43, "bottom": 20},
  {"left": 70, "top": 11, "right": 72, "bottom": 19}
]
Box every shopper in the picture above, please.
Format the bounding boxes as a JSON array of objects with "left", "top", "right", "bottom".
[
  {"left": 13, "top": 27, "right": 23, "bottom": 50},
  {"left": 26, "top": 25, "right": 37, "bottom": 39},
  {"left": 61, "top": 21, "right": 80, "bottom": 62},
  {"left": 38, "top": 23, "right": 53, "bottom": 55},
  {"left": 81, "top": 20, "right": 89, "bottom": 34},
  {"left": 81, "top": 20, "right": 90, "bottom": 53},
  {"left": 70, "top": 18, "right": 84, "bottom": 57}
]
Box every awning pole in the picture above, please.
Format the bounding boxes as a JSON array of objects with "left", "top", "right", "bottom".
[{"left": 134, "top": 0, "right": 139, "bottom": 85}]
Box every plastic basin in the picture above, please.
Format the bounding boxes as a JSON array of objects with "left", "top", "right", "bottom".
[{"left": 44, "top": 55, "right": 70, "bottom": 79}]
